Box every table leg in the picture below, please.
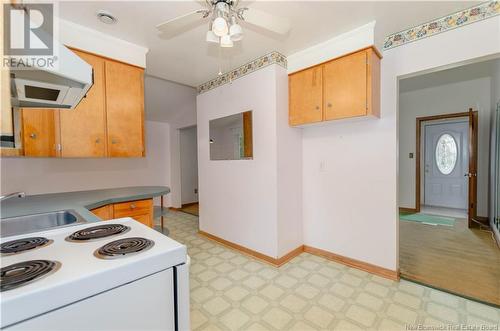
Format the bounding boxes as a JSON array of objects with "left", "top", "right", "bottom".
[{"left": 160, "top": 195, "right": 164, "bottom": 229}]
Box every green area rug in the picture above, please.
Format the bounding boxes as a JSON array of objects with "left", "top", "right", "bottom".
[{"left": 399, "top": 213, "right": 455, "bottom": 226}]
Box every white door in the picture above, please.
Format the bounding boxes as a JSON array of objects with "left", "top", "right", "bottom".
[{"left": 424, "top": 120, "right": 468, "bottom": 209}]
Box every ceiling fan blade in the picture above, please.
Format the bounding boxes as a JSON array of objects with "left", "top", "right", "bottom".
[
  {"left": 156, "top": 9, "right": 209, "bottom": 34},
  {"left": 239, "top": 8, "right": 290, "bottom": 35}
]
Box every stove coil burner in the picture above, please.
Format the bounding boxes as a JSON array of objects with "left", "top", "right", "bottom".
[
  {"left": 1, "top": 237, "right": 52, "bottom": 255},
  {"left": 0, "top": 260, "right": 60, "bottom": 292},
  {"left": 66, "top": 224, "right": 130, "bottom": 242},
  {"left": 94, "top": 237, "right": 154, "bottom": 259}
]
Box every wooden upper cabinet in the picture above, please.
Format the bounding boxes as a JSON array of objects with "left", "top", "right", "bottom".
[
  {"left": 323, "top": 50, "right": 367, "bottom": 120},
  {"left": 21, "top": 109, "right": 59, "bottom": 157},
  {"left": 105, "top": 61, "right": 145, "bottom": 157},
  {"left": 59, "top": 50, "right": 107, "bottom": 157},
  {"left": 288, "top": 47, "right": 380, "bottom": 126},
  {"left": 289, "top": 66, "right": 323, "bottom": 126},
  {"left": 17, "top": 49, "right": 145, "bottom": 158}
]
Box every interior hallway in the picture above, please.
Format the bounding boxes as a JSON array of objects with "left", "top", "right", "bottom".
[
  {"left": 158, "top": 211, "right": 500, "bottom": 330},
  {"left": 400, "top": 218, "right": 500, "bottom": 306}
]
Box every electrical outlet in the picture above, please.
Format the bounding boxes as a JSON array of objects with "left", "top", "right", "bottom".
[{"left": 194, "top": 188, "right": 198, "bottom": 194}]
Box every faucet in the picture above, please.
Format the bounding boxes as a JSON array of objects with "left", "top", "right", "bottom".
[{"left": 0, "top": 192, "right": 26, "bottom": 202}]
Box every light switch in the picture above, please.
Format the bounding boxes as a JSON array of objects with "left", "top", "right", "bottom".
[
  {"left": 319, "top": 160, "right": 327, "bottom": 172},
  {"left": 409, "top": 153, "right": 414, "bottom": 159}
]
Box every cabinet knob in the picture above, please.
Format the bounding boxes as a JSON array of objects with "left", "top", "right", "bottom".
[
  {"left": 130, "top": 204, "right": 136, "bottom": 209},
  {"left": 29, "top": 133, "right": 37, "bottom": 139},
  {"left": 111, "top": 139, "right": 117, "bottom": 144},
  {"left": 315, "top": 106, "right": 320, "bottom": 110},
  {"left": 327, "top": 103, "right": 332, "bottom": 108},
  {"left": 95, "top": 138, "right": 100, "bottom": 144}
]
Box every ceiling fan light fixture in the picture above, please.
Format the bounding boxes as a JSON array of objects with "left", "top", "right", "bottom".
[
  {"left": 220, "top": 34, "right": 233, "bottom": 48},
  {"left": 206, "top": 22, "right": 219, "bottom": 43},
  {"left": 212, "top": 16, "right": 228, "bottom": 37},
  {"left": 206, "top": 30, "right": 219, "bottom": 43},
  {"left": 229, "top": 17, "right": 243, "bottom": 41}
]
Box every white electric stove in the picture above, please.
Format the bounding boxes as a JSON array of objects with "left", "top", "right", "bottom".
[{"left": 0, "top": 218, "right": 190, "bottom": 330}]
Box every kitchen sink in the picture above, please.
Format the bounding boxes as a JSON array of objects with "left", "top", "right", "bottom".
[{"left": 0, "top": 210, "right": 88, "bottom": 238}]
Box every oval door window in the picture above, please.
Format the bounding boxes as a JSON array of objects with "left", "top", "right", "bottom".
[{"left": 435, "top": 133, "right": 458, "bottom": 175}]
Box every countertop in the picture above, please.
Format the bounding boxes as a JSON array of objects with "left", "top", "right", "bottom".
[{"left": 0, "top": 186, "right": 170, "bottom": 222}]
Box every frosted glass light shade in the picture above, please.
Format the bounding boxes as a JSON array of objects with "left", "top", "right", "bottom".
[
  {"left": 220, "top": 34, "right": 233, "bottom": 47},
  {"left": 212, "top": 17, "right": 228, "bottom": 37}
]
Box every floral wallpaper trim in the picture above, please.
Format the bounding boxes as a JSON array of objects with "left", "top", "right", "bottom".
[
  {"left": 197, "top": 51, "right": 287, "bottom": 94},
  {"left": 384, "top": 1, "right": 500, "bottom": 50}
]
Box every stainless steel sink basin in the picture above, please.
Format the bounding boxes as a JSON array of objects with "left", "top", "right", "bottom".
[{"left": 0, "top": 210, "right": 88, "bottom": 238}]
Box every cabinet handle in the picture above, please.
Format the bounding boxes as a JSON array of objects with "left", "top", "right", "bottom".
[
  {"left": 29, "top": 133, "right": 37, "bottom": 139},
  {"left": 130, "top": 204, "right": 136, "bottom": 209}
]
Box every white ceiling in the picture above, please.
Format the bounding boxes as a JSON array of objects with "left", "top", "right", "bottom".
[
  {"left": 400, "top": 58, "right": 500, "bottom": 93},
  {"left": 59, "top": 1, "right": 478, "bottom": 87}
]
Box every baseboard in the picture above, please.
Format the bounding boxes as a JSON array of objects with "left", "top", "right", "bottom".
[
  {"left": 197, "top": 231, "right": 399, "bottom": 279},
  {"left": 169, "top": 207, "right": 181, "bottom": 211},
  {"left": 399, "top": 207, "right": 417, "bottom": 213},
  {"left": 198, "top": 230, "right": 303, "bottom": 267},
  {"left": 303, "top": 245, "right": 399, "bottom": 281}
]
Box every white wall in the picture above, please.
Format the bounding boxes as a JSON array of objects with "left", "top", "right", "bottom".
[
  {"left": 299, "top": 16, "right": 500, "bottom": 271},
  {"left": 180, "top": 126, "right": 198, "bottom": 204},
  {"left": 197, "top": 64, "right": 302, "bottom": 259},
  {"left": 59, "top": 19, "right": 148, "bottom": 68},
  {"left": 0, "top": 121, "right": 171, "bottom": 205},
  {"left": 287, "top": 21, "right": 375, "bottom": 74},
  {"left": 144, "top": 75, "right": 197, "bottom": 208},
  {"left": 276, "top": 66, "right": 303, "bottom": 257},
  {"left": 399, "top": 73, "right": 492, "bottom": 216}
]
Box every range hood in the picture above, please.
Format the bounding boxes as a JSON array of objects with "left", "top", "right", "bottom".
[{"left": 10, "top": 42, "right": 93, "bottom": 109}]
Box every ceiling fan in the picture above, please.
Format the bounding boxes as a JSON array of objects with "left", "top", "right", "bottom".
[{"left": 156, "top": 0, "right": 291, "bottom": 48}]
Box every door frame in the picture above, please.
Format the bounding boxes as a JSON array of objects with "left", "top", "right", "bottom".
[{"left": 414, "top": 109, "right": 478, "bottom": 224}]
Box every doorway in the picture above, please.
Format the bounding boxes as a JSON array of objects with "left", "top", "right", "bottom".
[
  {"left": 398, "top": 58, "right": 500, "bottom": 306},
  {"left": 417, "top": 113, "right": 476, "bottom": 221},
  {"left": 179, "top": 126, "right": 199, "bottom": 216}
]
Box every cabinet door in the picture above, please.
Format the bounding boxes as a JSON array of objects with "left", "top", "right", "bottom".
[
  {"left": 59, "top": 50, "right": 106, "bottom": 157},
  {"left": 105, "top": 61, "right": 144, "bottom": 157},
  {"left": 91, "top": 205, "right": 113, "bottom": 220},
  {"left": 113, "top": 199, "right": 152, "bottom": 218},
  {"left": 21, "top": 109, "right": 58, "bottom": 157},
  {"left": 289, "top": 66, "right": 323, "bottom": 126},
  {"left": 113, "top": 199, "right": 153, "bottom": 227},
  {"left": 131, "top": 213, "right": 153, "bottom": 228},
  {"left": 324, "top": 50, "right": 367, "bottom": 120}
]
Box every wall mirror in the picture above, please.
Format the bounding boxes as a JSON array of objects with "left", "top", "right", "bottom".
[{"left": 209, "top": 111, "right": 253, "bottom": 160}]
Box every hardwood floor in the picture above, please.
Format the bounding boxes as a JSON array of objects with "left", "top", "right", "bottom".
[
  {"left": 400, "top": 218, "right": 500, "bottom": 306},
  {"left": 180, "top": 203, "right": 199, "bottom": 216}
]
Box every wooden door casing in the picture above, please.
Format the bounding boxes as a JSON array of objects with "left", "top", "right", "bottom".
[
  {"left": 289, "top": 66, "right": 323, "bottom": 126},
  {"left": 468, "top": 109, "right": 478, "bottom": 227},
  {"left": 105, "top": 61, "right": 145, "bottom": 157},
  {"left": 59, "top": 49, "right": 107, "bottom": 157}
]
